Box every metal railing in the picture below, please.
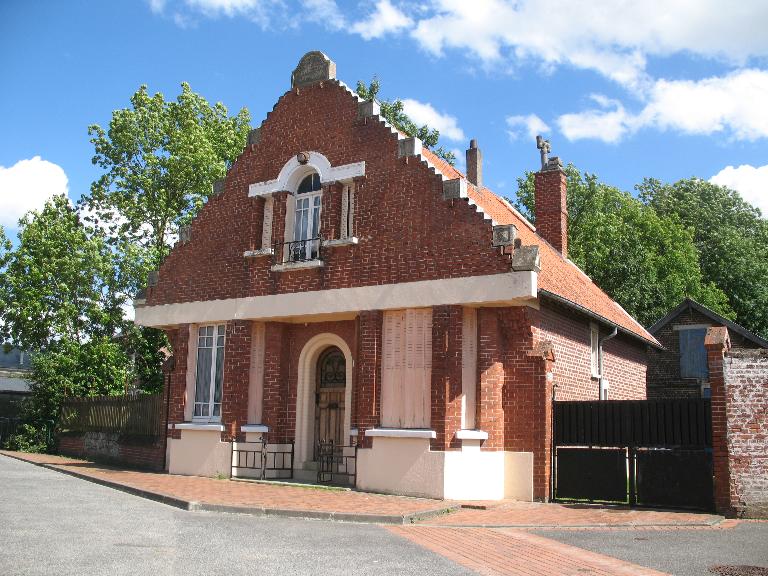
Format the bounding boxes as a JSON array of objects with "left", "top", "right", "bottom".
[
  {"left": 231, "top": 436, "right": 294, "bottom": 480},
  {"left": 317, "top": 440, "right": 358, "bottom": 486},
  {"left": 275, "top": 237, "right": 322, "bottom": 264}
]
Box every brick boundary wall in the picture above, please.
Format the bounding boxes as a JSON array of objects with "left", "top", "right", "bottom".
[
  {"left": 706, "top": 326, "right": 768, "bottom": 518},
  {"left": 58, "top": 432, "right": 165, "bottom": 471}
]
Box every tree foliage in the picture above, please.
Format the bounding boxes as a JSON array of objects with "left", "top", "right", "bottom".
[
  {"left": 356, "top": 77, "right": 456, "bottom": 166},
  {"left": 83, "top": 82, "right": 251, "bottom": 289},
  {"left": 638, "top": 177, "right": 768, "bottom": 337},
  {"left": 515, "top": 165, "right": 733, "bottom": 328},
  {"left": 0, "top": 195, "right": 123, "bottom": 350}
]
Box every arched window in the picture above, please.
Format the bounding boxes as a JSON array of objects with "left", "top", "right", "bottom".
[{"left": 291, "top": 172, "right": 322, "bottom": 261}]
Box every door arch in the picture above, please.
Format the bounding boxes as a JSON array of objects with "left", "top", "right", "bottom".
[
  {"left": 295, "top": 334, "right": 353, "bottom": 467},
  {"left": 314, "top": 346, "right": 346, "bottom": 458}
]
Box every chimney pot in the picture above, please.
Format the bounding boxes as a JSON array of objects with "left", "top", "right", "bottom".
[{"left": 466, "top": 139, "right": 482, "bottom": 187}]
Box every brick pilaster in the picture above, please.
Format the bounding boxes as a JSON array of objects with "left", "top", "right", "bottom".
[
  {"left": 221, "top": 320, "right": 252, "bottom": 442},
  {"left": 431, "top": 305, "right": 463, "bottom": 450},
  {"left": 356, "top": 310, "right": 382, "bottom": 448},
  {"left": 262, "top": 322, "right": 290, "bottom": 439},
  {"left": 705, "top": 326, "right": 733, "bottom": 515},
  {"left": 477, "top": 308, "right": 505, "bottom": 449},
  {"left": 165, "top": 325, "right": 189, "bottom": 440}
]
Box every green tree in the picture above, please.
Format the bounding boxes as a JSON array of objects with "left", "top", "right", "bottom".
[
  {"left": 515, "top": 165, "right": 732, "bottom": 327},
  {"left": 356, "top": 77, "right": 456, "bottom": 166},
  {"left": 83, "top": 82, "right": 251, "bottom": 287},
  {"left": 638, "top": 177, "right": 768, "bottom": 337},
  {"left": 0, "top": 195, "right": 124, "bottom": 350},
  {"left": 0, "top": 198, "right": 134, "bottom": 451}
]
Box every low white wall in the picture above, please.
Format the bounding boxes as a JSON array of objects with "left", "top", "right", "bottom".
[
  {"left": 357, "top": 437, "right": 445, "bottom": 499},
  {"left": 168, "top": 429, "right": 232, "bottom": 478},
  {"left": 357, "top": 437, "right": 535, "bottom": 501}
]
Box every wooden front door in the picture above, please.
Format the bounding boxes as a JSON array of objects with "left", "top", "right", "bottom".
[{"left": 314, "top": 347, "right": 346, "bottom": 458}]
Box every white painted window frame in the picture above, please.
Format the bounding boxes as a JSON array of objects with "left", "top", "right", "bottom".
[
  {"left": 590, "top": 322, "right": 600, "bottom": 378},
  {"left": 193, "top": 323, "right": 226, "bottom": 422}
]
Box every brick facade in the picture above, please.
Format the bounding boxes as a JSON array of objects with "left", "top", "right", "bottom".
[
  {"left": 707, "top": 328, "right": 768, "bottom": 518},
  {"left": 144, "top": 54, "right": 651, "bottom": 499}
]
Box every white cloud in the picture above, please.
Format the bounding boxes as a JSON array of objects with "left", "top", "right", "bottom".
[
  {"left": 0, "top": 157, "right": 69, "bottom": 230},
  {"left": 410, "top": 0, "right": 768, "bottom": 90},
  {"left": 351, "top": 0, "right": 412, "bottom": 40},
  {"left": 148, "top": 0, "right": 166, "bottom": 13},
  {"left": 401, "top": 98, "right": 465, "bottom": 142},
  {"left": 558, "top": 69, "right": 768, "bottom": 143},
  {"left": 710, "top": 164, "right": 768, "bottom": 216},
  {"left": 506, "top": 114, "right": 550, "bottom": 141},
  {"left": 183, "top": 0, "right": 281, "bottom": 26},
  {"left": 301, "top": 0, "right": 345, "bottom": 30}
]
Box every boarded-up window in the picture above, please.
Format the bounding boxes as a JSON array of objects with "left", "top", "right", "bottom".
[
  {"left": 381, "top": 309, "right": 432, "bottom": 428},
  {"left": 461, "top": 308, "right": 477, "bottom": 430},
  {"left": 679, "top": 328, "right": 708, "bottom": 379}
]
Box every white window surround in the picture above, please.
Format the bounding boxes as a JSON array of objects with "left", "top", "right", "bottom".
[
  {"left": 322, "top": 237, "right": 359, "bottom": 247},
  {"left": 455, "top": 429, "right": 488, "bottom": 440},
  {"left": 248, "top": 152, "right": 365, "bottom": 198},
  {"left": 192, "top": 324, "right": 226, "bottom": 422},
  {"left": 590, "top": 322, "right": 600, "bottom": 379},
  {"left": 365, "top": 428, "right": 437, "bottom": 439},
  {"left": 241, "top": 424, "right": 269, "bottom": 433},
  {"left": 271, "top": 259, "right": 326, "bottom": 272},
  {"left": 244, "top": 248, "right": 273, "bottom": 258},
  {"left": 175, "top": 423, "right": 225, "bottom": 431}
]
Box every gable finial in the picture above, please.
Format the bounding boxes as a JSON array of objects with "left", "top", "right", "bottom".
[{"left": 536, "top": 135, "right": 551, "bottom": 170}]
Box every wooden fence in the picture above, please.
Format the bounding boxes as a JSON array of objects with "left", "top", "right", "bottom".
[{"left": 58, "top": 393, "right": 164, "bottom": 438}]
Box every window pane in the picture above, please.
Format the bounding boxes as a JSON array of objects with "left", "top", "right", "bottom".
[{"left": 195, "top": 346, "right": 212, "bottom": 412}]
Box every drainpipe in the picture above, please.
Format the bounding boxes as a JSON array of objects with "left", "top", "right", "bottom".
[{"left": 598, "top": 327, "right": 618, "bottom": 400}]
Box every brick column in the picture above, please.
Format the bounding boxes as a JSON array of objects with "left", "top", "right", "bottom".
[
  {"left": 165, "top": 325, "right": 189, "bottom": 440},
  {"left": 262, "top": 322, "right": 290, "bottom": 439},
  {"left": 356, "top": 310, "right": 382, "bottom": 448},
  {"left": 320, "top": 182, "right": 342, "bottom": 241},
  {"left": 477, "top": 308, "right": 505, "bottom": 449},
  {"left": 705, "top": 326, "right": 733, "bottom": 515},
  {"left": 431, "top": 305, "right": 463, "bottom": 450},
  {"left": 221, "top": 320, "right": 252, "bottom": 442},
  {"left": 529, "top": 342, "right": 555, "bottom": 501}
]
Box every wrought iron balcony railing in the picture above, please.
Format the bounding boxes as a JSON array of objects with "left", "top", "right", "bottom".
[{"left": 275, "top": 237, "right": 322, "bottom": 264}]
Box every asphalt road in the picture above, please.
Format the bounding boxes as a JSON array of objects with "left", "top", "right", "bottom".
[
  {"left": 537, "top": 524, "right": 768, "bottom": 576},
  {"left": 0, "top": 456, "right": 474, "bottom": 576}
]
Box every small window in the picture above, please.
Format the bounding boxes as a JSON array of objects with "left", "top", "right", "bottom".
[
  {"left": 590, "top": 323, "right": 600, "bottom": 378},
  {"left": 679, "top": 327, "right": 708, "bottom": 379},
  {"left": 193, "top": 324, "right": 225, "bottom": 421}
]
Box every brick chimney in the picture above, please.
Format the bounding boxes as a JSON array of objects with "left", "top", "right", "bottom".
[
  {"left": 466, "top": 139, "right": 482, "bottom": 187},
  {"left": 534, "top": 156, "right": 568, "bottom": 257}
]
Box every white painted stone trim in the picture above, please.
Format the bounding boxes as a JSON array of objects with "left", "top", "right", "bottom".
[
  {"left": 248, "top": 151, "right": 365, "bottom": 197},
  {"left": 244, "top": 248, "right": 273, "bottom": 258},
  {"left": 349, "top": 428, "right": 359, "bottom": 436},
  {"left": 241, "top": 424, "right": 269, "bottom": 433},
  {"left": 322, "top": 237, "right": 358, "bottom": 247},
  {"left": 456, "top": 429, "right": 489, "bottom": 440},
  {"left": 270, "top": 259, "right": 325, "bottom": 272},
  {"left": 365, "top": 428, "right": 437, "bottom": 439},
  {"left": 135, "top": 271, "right": 537, "bottom": 327},
  {"left": 175, "top": 423, "right": 225, "bottom": 431}
]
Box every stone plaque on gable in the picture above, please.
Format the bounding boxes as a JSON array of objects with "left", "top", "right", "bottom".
[{"left": 291, "top": 51, "right": 336, "bottom": 88}]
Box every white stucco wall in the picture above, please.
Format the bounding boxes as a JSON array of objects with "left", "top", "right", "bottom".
[
  {"left": 168, "top": 429, "right": 232, "bottom": 478},
  {"left": 356, "top": 436, "right": 535, "bottom": 501}
]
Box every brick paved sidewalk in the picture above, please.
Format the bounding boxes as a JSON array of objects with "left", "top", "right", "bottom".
[
  {"left": 390, "top": 526, "right": 670, "bottom": 576},
  {"left": 0, "top": 451, "right": 454, "bottom": 523},
  {"left": 1, "top": 451, "right": 725, "bottom": 529},
  {"left": 420, "top": 500, "right": 724, "bottom": 528}
]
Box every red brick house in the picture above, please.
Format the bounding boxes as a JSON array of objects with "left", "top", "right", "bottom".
[
  {"left": 134, "top": 52, "right": 659, "bottom": 501},
  {"left": 648, "top": 298, "right": 768, "bottom": 399}
]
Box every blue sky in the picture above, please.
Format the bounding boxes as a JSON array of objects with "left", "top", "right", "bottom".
[{"left": 1, "top": 0, "right": 767, "bottom": 236}]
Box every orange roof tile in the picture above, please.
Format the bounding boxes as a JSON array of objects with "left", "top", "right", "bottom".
[{"left": 420, "top": 147, "right": 659, "bottom": 347}]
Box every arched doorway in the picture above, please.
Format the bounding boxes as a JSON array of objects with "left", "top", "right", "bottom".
[
  {"left": 294, "top": 333, "right": 353, "bottom": 468},
  {"left": 314, "top": 346, "right": 346, "bottom": 459}
]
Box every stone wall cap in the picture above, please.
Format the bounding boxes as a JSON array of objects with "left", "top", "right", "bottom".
[{"left": 291, "top": 51, "right": 336, "bottom": 88}]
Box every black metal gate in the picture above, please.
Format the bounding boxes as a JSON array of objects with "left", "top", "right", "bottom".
[{"left": 552, "top": 399, "right": 713, "bottom": 511}]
